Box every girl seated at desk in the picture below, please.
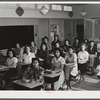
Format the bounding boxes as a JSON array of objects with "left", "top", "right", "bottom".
[
  {"left": 21, "top": 46, "right": 35, "bottom": 64},
  {"left": 20, "top": 46, "right": 36, "bottom": 73},
  {"left": 1, "top": 49, "right": 18, "bottom": 87},
  {"left": 30, "top": 41, "right": 38, "bottom": 55},
  {"left": 14, "top": 43, "right": 21, "bottom": 58},
  {"left": 64, "top": 46, "right": 78, "bottom": 90},
  {"left": 78, "top": 43, "right": 89, "bottom": 80},
  {"left": 37, "top": 43, "right": 49, "bottom": 69},
  {"left": 22, "top": 58, "right": 44, "bottom": 83},
  {"left": 51, "top": 48, "right": 65, "bottom": 90}
]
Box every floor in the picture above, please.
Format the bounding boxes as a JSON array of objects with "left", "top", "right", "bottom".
[{"left": 70, "top": 75, "right": 100, "bottom": 91}]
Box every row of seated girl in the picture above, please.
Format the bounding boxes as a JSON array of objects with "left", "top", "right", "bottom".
[
  {"left": 1, "top": 35, "right": 99, "bottom": 90},
  {"left": 41, "top": 36, "right": 100, "bottom": 77},
  {"left": 0, "top": 42, "right": 88, "bottom": 90},
  {"left": 21, "top": 43, "right": 89, "bottom": 90}
]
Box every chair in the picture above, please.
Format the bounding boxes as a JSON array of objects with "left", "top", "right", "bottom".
[{"left": 10, "top": 63, "right": 21, "bottom": 81}]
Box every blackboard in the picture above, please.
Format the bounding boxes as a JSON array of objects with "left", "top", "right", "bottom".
[{"left": 0, "top": 25, "right": 34, "bottom": 49}]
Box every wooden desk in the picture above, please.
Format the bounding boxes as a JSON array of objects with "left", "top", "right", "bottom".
[
  {"left": 13, "top": 79, "right": 43, "bottom": 90},
  {"left": 44, "top": 71, "right": 61, "bottom": 90}
]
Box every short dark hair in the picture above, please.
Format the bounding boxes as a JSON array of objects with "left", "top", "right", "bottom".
[
  {"left": 23, "top": 46, "right": 29, "bottom": 54},
  {"left": 54, "top": 48, "right": 62, "bottom": 55},
  {"left": 44, "top": 36, "right": 49, "bottom": 41},
  {"left": 84, "top": 39, "right": 89, "bottom": 43},
  {"left": 64, "top": 39, "right": 70, "bottom": 45},
  {"left": 81, "top": 43, "right": 86, "bottom": 47},
  {"left": 32, "top": 57, "right": 39, "bottom": 63},
  {"left": 68, "top": 46, "right": 74, "bottom": 50},
  {"left": 7, "top": 49, "right": 16, "bottom": 57},
  {"left": 40, "top": 43, "right": 47, "bottom": 50},
  {"left": 31, "top": 41, "right": 36, "bottom": 46},
  {"left": 54, "top": 35, "right": 59, "bottom": 39},
  {"left": 90, "top": 40, "right": 94, "bottom": 43}
]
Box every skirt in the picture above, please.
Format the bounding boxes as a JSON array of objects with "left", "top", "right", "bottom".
[
  {"left": 54, "top": 70, "right": 64, "bottom": 90},
  {"left": 78, "top": 63, "right": 87, "bottom": 75},
  {"left": 89, "top": 54, "right": 96, "bottom": 67}
]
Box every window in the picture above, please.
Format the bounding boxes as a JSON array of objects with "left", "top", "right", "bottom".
[
  {"left": 52, "top": 4, "right": 62, "bottom": 11},
  {"left": 64, "top": 6, "right": 72, "bottom": 11}
]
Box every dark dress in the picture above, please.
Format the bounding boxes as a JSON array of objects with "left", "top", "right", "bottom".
[
  {"left": 72, "top": 43, "right": 80, "bottom": 54},
  {"left": 63, "top": 45, "right": 69, "bottom": 53},
  {"left": 14, "top": 48, "right": 21, "bottom": 57},
  {"left": 37, "top": 50, "right": 50, "bottom": 69},
  {"left": 88, "top": 45, "right": 97, "bottom": 68},
  {"left": 88, "top": 45, "right": 97, "bottom": 54},
  {"left": 51, "top": 40, "right": 60, "bottom": 50}
]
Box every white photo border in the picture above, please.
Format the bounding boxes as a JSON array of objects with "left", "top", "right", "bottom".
[{"left": 0, "top": 1, "right": 100, "bottom": 99}]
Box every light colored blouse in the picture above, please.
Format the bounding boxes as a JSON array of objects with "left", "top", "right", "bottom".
[
  {"left": 65, "top": 53, "right": 78, "bottom": 76},
  {"left": 97, "top": 43, "right": 100, "bottom": 52},
  {"left": 22, "top": 52, "right": 35, "bottom": 64},
  {"left": 6, "top": 57, "right": 18, "bottom": 68},
  {"left": 78, "top": 51, "right": 89, "bottom": 64},
  {"left": 51, "top": 56, "right": 65, "bottom": 71}
]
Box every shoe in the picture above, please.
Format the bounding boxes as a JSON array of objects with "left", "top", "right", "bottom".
[
  {"left": 40, "top": 88, "right": 45, "bottom": 91},
  {"left": 63, "top": 85, "right": 67, "bottom": 89},
  {"left": 82, "top": 76, "right": 84, "bottom": 81},
  {"left": 0, "top": 80, "right": 5, "bottom": 89},
  {"left": 66, "top": 80, "right": 71, "bottom": 90}
]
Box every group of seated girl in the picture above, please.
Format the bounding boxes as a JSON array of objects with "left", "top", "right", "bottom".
[{"left": 1, "top": 35, "right": 100, "bottom": 90}]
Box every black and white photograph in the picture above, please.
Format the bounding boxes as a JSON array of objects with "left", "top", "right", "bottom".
[{"left": 0, "top": 2, "right": 100, "bottom": 98}]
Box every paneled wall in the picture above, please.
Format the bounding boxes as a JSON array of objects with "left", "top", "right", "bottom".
[
  {"left": 64, "top": 19, "right": 84, "bottom": 45},
  {"left": 84, "top": 19, "right": 100, "bottom": 42}
]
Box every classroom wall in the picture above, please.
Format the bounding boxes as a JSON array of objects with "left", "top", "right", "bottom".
[
  {"left": 0, "top": 6, "right": 69, "bottom": 18},
  {"left": 64, "top": 19, "right": 84, "bottom": 44},
  {"left": 72, "top": 4, "right": 100, "bottom": 19},
  {"left": 0, "top": 4, "right": 67, "bottom": 48},
  {"left": 0, "top": 18, "right": 65, "bottom": 48},
  {"left": 1, "top": 4, "right": 100, "bottom": 48}
]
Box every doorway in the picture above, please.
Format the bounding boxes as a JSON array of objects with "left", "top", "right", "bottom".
[{"left": 76, "top": 25, "right": 84, "bottom": 43}]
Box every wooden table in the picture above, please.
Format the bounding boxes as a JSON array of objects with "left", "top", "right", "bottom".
[
  {"left": 44, "top": 71, "right": 61, "bottom": 90},
  {"left": 13, "top": 79, "right": 43, "bottom": 90}
]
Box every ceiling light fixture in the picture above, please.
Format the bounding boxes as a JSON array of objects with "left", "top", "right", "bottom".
[
  {"left": 80, "top": 10, "right": 87, "bottom": 17},
  {"left": 80, "top": 5, "right": 87, "bottom": 17}
]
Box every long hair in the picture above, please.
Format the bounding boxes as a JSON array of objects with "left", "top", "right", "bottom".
[
  {"left": 64, "top": 39, "right": 70, "bottom": 46},
  {"left": 31, "top": 41, "right": 36, "bottom": 46},
  {"left": 54, "top": 35, "right": 59, "bottom": 41},
  {"left": 40, "top": 43, "right": 47, "bottom": 50},
  {"left": 7, "top": 49, "right": 16, "bottom": 57},
  {"left": 23, "top": 46, "right": 30, "bottom": 54}
]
